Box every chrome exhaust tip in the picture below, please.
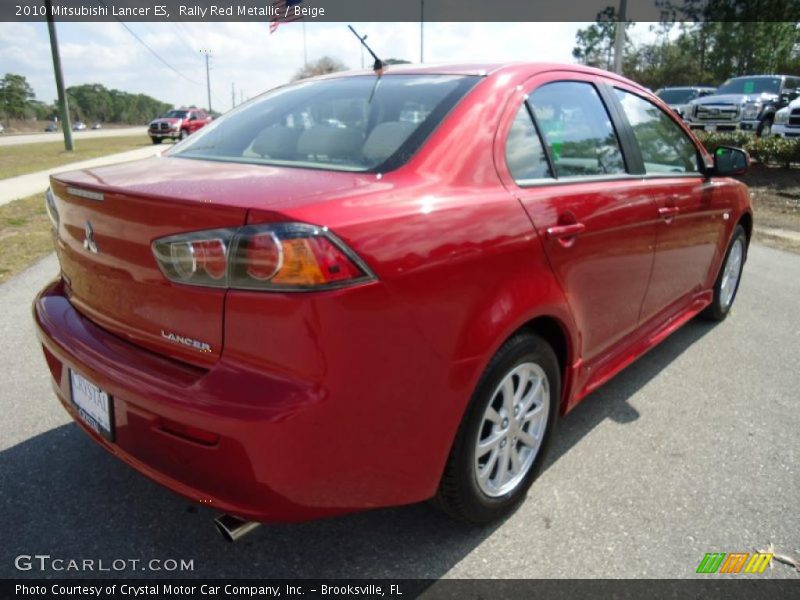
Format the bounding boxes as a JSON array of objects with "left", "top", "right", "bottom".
[{"left": 214, "top": 514, "right": 261, "bottom": 543}]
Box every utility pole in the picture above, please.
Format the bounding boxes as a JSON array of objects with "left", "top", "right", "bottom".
[
  {"left": 44, "top": 0, "right": 73, "bottom": 150},
  {"left": 612, "top": 0, "right": 627, "bottom": 75},
  {"left": 231, "top": 82, "right": 235, "bottom": 109},
  {"left": 201, "top": 50, "right": 212, "bottom": 112},
  {"left": 240, "top": 89, "right": 244, "bottom": 104},
  {"left": 420, "top": 0, "right": 424, "bottom": 63}
]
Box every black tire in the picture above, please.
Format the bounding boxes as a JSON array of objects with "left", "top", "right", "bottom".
[
  {"left": 756, "top": 115, "right": 773, "bottom": 138},
  {"left": 179, "top": 129, "right": 188, "bottom": 141},
  {"left": 434, "top": 332, "right": 560, "bottom": 524},
  {"left": 702, "top": 224, "right": 747, "bottom": 322},
  {"left": 150, "top": 137, "right": 162, "bottom": 145}
]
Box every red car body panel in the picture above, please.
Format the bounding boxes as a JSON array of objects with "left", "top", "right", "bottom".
[{"left": 33, "top": 63, "right": 752, "bottom": 522}]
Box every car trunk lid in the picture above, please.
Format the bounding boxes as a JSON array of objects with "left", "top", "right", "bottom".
[{"left": 49, "top": 156, "right": 375, "bottom": 368}]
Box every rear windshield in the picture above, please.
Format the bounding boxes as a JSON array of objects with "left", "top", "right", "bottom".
[
  {"left": 716, "top": 77, "right": 781, "bottom": 95},
  {"left": 171, "top": 74, "right": 479, "bottom": 172},
  {"left": 657, "top": 89, "right": 698, "bottom": 104}
]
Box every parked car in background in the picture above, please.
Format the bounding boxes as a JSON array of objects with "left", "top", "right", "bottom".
[
  {"left": 148, "top": 108, "right": 212, "bottom": 144},
  {"left": 655, "top": 86, "right": 716, "bottom": 119},
  {"left": 35, "top": 63, "right": 752, "bottom": 536},
  {"left": 685, "top": 74, "right": 800, "bottom": 136},
  {"left": 72, "top": 121, "right": 87, "bottom": 131},
  {"left": 92, "top": 122, "right": 102, "bottom": 130},
  {"left": 44, "top": 123, "right": 57, "bottom": 132},
  {"left": 772, "top": 96, "right": 800, "bottom": 139}
]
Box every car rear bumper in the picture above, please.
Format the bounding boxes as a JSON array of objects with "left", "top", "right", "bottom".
[{"left": 33, "top": 278, "right": 437, "bottom": 522}]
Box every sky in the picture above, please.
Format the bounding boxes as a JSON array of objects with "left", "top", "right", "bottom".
[{"left": 0, "top": 21, "right": 659, "bottom": 112}]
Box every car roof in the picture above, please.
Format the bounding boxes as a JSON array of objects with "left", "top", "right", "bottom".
[
  {"left": 318, "top": 62, "right": 651, "bottom": 93},
  {"left": 659, "top": 86, "right": 714, "bottom": 90},
  {"left": 727, "top": 74, "right": 789, "bottom": 79}
]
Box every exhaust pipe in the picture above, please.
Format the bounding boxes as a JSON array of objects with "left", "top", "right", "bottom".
[{"left": 214, "top": 514, "right": 261, "bottom": 543}]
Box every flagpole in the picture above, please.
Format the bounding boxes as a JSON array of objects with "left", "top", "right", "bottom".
[
  {"left": 302, "top": 21, "right": 308, "bottom": 67},
  {"left": 420, "top": 0, "right": 424, "bottom": 63}
]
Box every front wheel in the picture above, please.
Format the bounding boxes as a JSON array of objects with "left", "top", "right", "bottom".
[
  {"left": 434, "top": 333, "right": 559, "bottom": 524},
  {"left": 178, "top": 129, "right": 188, "bottom": 141},
  {"left": 150, "top": 137, "right": 162, "bottom": 145},
  {"left": 702, "top": 224, "right": 747, "bottom": 321}
]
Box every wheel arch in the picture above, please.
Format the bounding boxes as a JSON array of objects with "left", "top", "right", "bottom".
[
  {"left": 496, "top": 314, "right": 575, "bottom": 416},
  {"left": 738, "top": 211, "right": 753, "bottom": 251}
]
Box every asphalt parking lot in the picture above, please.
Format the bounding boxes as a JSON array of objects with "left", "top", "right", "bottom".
[{"left": 0, "top": 245, "right": 797, "bottom": 580}]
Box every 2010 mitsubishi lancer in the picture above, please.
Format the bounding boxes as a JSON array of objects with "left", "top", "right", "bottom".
[{"left": 34, "top": 63, "right": 752, "bottom": 539}]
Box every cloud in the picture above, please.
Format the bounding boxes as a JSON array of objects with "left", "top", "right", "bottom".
[{"left": 0, "top": 21, "right": 605, "bottom": 112}]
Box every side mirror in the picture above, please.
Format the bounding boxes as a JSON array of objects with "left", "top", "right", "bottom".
[
  {"left": 712, "top": 146, "right": 749, "bottom": 177},
  {"left": 189, "top": 115, "right": 197, "bottom": 121}
]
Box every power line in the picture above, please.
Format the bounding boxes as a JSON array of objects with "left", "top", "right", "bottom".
[
  {"left": 171, "top": 21, "right": 200, "bottom": 57},
  {"left": 95, "top": 0, "right": 204, "bottom": 87}
]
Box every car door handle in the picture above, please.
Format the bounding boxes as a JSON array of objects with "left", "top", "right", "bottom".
[
  {"left": 546, "top": 223, "right": 586, "bottom": 239},
  {"left": 658, "top": 206, "right": 680, "bottom": 218}
]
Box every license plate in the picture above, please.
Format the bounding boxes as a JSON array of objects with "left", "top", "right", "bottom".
[{"left": 69, "top": 369, "right": 114, "bottom": 441}]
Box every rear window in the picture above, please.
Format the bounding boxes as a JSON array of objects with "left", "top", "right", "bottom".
[{"left": 172, "top": 74, "right": 479, "bottom": 172}]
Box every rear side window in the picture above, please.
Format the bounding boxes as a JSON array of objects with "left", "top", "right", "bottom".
[
  {"left": 172, "top": 75, "right": 478, "bottom": 172},
  {"left": 505, "top": 104, "right": 551, "bottom": 181},
  {"left": 614, "top": 89, "right": 700, "bottom": 174},
  {"left": 529, "top": 81, "right": 626, "bottom": 177}
]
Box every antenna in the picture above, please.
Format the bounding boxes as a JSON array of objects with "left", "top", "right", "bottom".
[{"left": 347, "top": 25, "right": 384, "bottom": 73}]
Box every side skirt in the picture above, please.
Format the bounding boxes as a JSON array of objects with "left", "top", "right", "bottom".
[{"left": 564, "top": 290, "right": 713, "bottom": 412}]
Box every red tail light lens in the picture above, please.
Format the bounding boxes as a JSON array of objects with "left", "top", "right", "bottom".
[{"left": 152, "top": 223, "right": 374, "bottom": 291}]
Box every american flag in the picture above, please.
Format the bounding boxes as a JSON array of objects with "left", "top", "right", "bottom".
[{"left": 270, "top": 0, "right": 303, "bottom": 34}]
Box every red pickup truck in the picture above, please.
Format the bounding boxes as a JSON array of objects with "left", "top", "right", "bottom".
[{"left": 148, "top": 108, "right": 212, "bottom": 144}]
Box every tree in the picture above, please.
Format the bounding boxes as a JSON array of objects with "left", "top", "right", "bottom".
[
  {"left": 574, "top": 4, "right": 800, "bottom": 91},
  {"left": 65, "top": 84, "right": 171, "bottom": 124},
  {"left": 291, "top": 56, "right": 347, "bottom": 81},
  {"left": 0, "top": 73, "right": 35, "bottom": 124},
  {"left": 572, "top": 6, "right": 635, "bottom": 71}
]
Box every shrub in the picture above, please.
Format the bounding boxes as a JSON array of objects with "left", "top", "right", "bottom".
[{"left": 694, "top": 131, "right": 800, "bottom": 168}]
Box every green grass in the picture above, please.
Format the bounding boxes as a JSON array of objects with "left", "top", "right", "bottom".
[
  {"left": 0, "top": 193, "right": 53, "bottom": 283},
  {"left": 0, "top": 135, "right": 150, "bottom": 179}
]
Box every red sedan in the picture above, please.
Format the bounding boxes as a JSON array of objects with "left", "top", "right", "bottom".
[{"left": 34, "top": 63, "right": 751, "bottom": 539}]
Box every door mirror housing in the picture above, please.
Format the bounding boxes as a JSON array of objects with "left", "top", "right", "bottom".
[{"left": 711, "top": 146, "right": 749, "bottom": 177}]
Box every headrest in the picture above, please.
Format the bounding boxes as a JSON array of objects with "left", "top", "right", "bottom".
[
  {"left": 297, "top": 125, "right": 363, "bottom": 160},
  {"left": 363, "top": 121, "right": 417, "bottom": 163},
  {"left": 251, "top": 126, "right": 301, "bottom": 159}
]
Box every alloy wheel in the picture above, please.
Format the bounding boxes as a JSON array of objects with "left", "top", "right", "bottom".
[
  {"left": 720, "top": 237, "right": 744, "bottom": 309},
  {"left": 474, "top": 362, "right": 550, "bottom": 497}
]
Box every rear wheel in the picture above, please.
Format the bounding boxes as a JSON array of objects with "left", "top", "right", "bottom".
[
  {"left": 702, "top": 224, "right": 746, "bottom": 321},
  {"left": 434, "top": 333, "right": 559, "bottom": 524},
  {"left": 150, "top": 137, "right": 162, "bottom": 145}
]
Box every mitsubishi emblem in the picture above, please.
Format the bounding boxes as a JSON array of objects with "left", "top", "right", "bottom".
[{"left": 83, "top": 221, "right": 98, "bottom": 254}]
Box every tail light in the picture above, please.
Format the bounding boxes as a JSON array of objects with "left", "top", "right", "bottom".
[
  {"left": 45, "top": 188, "right": 59, "bottom": 229},
  {"left": 152, "top": 223, "right": 375, "bottom": 291}
]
